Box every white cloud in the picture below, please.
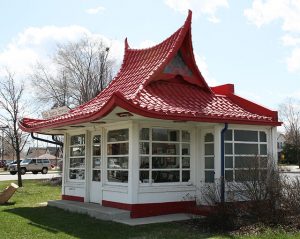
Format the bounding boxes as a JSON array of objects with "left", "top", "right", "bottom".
[
  {"left": 164, "top": 0, "right": 228, "bottom": 23},
  {"left": 244, "top": 0, "right": 300, "bottom": 73},
  {"left": 194, "top": 54, "right": 218, "bottom": 86},
  {"left": 85, "top": 6, "right": 106, "bottom": 15}
]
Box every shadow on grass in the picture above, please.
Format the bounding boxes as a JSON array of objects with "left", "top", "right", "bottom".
[
  {"left": 4, "top": 206, "right": 213, "bottom": 239},
  {"left": 0, "top": 202, "right": 16, "bottom": 206}
]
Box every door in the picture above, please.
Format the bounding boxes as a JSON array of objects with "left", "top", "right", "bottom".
[{"left": 89, "top": 133, "right": 102, "bottom": 203}]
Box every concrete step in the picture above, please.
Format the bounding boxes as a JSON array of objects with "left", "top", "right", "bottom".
[{"left": 48, "top": 200, "right": 130, "bottom": 221}]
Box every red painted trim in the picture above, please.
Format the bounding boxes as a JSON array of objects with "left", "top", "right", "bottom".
[
  {"left": 102, "top": 200, "right": 132, "bottom": 211},
  {"left": 62, "top": 195, "right": 84, "bottom": 202}
]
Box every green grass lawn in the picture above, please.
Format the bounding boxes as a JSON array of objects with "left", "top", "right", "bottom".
[{"left": 0, "top": 180, "right": 299, "bottom": 239}]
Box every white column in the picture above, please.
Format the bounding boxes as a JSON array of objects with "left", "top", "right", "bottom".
[
  {"left": 214, "top": 124, "right": 223, "bottom": 180},
  {"left": 270, "top": 126, "right": 278, "bottom": 166},
  {"left": 62, "top": 132, "right": 68, "bottom": 197},
  {"left": 85, "top": 130, "right": 91, "bottom": 202}
]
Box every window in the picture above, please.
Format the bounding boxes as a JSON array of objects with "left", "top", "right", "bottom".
[
  {"left": 92, "top": 135, "right": 101, "bottom": 182},
  {"left": 107, "top": 129, "right": 129, "bottom": 183},
  {"left": 139, "top": 128, "right": 191, "bottom": 184},
  {"left": 224, "top": 130, "right": 268, "bottom": 182},
  {"left": 69, "top": 134, "right": 85, "bottom": 180},
  {"left": 204, "top": 133, "right": 214, "bottom": 183}
]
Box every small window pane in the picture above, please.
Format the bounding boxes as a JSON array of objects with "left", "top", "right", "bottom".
[
  {"left": 205, "top": 133, "right": 214, "bottom": 142},
  {"left": 107, "top": 143, "right": 129, "bottom": 155},
  {"left": 107, "top": 170, "right": 128, "bottom": 183},
  {"left": 182, "top": 157, "right": 190, "bottom": 168},
  {"left": 70, "top": 146, "right": 85, "bottom": 156},
  {"left": 140, "top": 128, "right": 149, "bottom": 140},
  {"left": 152, "top": 129, "right": 179, "bottom": 141},
  {"left": 205, "top": 144, "right": 214, "bottom": 155},
  {"left": 107, "top": 129, "right": 128, "bottom": 142},
  {"left": 152, "top": 171, "right": 180, "bottom": 183},
  {"left": 69, "top": 169, "right": 85, "bottom": 180},
  {"left": 235, "top": 156, "right": 257, "bottom": 168},
  {"left": 70, "top": 158, "right": 85, "bottom": 168},
  {"left": 234, "top": 130, "right": 258, "bottom": 142},
  {"left": 139, "top": 142, "right": 149, "bottom": 154},
  {"left": 260, "top": 132, "right": 267, "bottom": 142},
  {"left": 71, "top": 135, "right": 85, "bottom": 145},
  {"left": 152, "top": 157, "right": 179, "bottom": 169},
  {"left": 182, "top": 143, "right": 190, "bottom": 155},
  {"left": 93, "top": 135, "right": 101, "bottom": 144},
  {"left": 152, "top": 143, "right": 179, "bottom": 155},
  {"left": 205, "top": 157, "right": 214, "bottom": 169},
  {"left": 260, "top": 144, "right": 267, "bottom": 155},
  {"left": 92, "top": 170, "right": 101, "bottom": 181},
  {"left": 93, "top": 145, "right": 101, "bottom": 156},
  {"left": 225, "top": 156, "right": 233, "bottom": 168},
  {"left": 182, "top": 131, "right": 190, "bottom": 142},
  {"left": 140, "top": 171, "right": 150, "bottom": 183},
  {"left": 107, "top": 157, "right": 128, "bottom": 169},
  {"left": 205, "top": 171, "right": 214, "bottom": 183},
  {"left": 225, "top": 143, "right": 233, "bottom": 154},
  {"left": 225, "top": 130, "right": 232, "bottom": 141},
  {"left": 234, "top": 143, "right": 258, "bottom": 155},
  {"left": 140, "top": 157, "right": 149, "bottom": 169},
  {"left": 225, "top": 170, "right": 233, "bottom": 182},
  {"left": 92, "top": 157, "right": 101, "bottom": 169},
  {"left": 235, "top": 170, "right": 257, "bottom": 182},
  {"left": 182, "top": 171, "right": 190, "bottom": 182}
]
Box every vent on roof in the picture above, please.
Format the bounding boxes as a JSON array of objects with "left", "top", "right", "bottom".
[
  {"left": 70, "top": 125, "right": 85, "bottom": 128},
  {"left": 53, "top": 128, "right": 67, "bottom": 130},
  {"left": 90, "top": 121, "right": 106, "bottom": 124},
  {"left": 116, "top": 112, "right": 133, "bottom": 117}
]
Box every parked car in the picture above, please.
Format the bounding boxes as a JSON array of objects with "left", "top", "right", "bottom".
[
  {"left": 5, "top": 160, "right": 21, "bottom": 171},
  {"left": 0, "top": 160, "right": 7, "bottom": 168},
  {"left": 9, "top": 158, "right": 51, "bottom": 175}
]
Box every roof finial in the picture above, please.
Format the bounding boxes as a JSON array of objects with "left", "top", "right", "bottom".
[{"left": 125, "top": 37, "right": 129, "bottom": 50}]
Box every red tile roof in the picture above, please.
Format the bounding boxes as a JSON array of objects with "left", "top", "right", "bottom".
[{"left": 20, "top": 11, "right": 280, "bottom": 132}]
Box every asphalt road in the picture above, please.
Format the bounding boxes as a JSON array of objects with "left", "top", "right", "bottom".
[{"left": 0, "top": 171, "right": 62, "bottom": 181}]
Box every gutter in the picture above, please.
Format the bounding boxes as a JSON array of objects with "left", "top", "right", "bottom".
[
  {"left": 220, "top": 123, "right": 228, "bottom": 203},
  {"left": 31, "top": 133, "right": 63, "bottom": 147}
]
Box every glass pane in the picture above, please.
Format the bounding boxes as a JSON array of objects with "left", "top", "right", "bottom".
[
  {"left": 235, "top": 170, "right": 257, "bottom": 182},
  {"left": 234, "top": 130, "right": 258, "bottom": 142},
  {"left": 139, "top": 142, "right": 149, "bottom": 154},
  {"left": 152, "top": 157, "right": 179, "bottom": 169},
  {"left": 107, "top": 157, "right": 128, "bottom": 169},
  {"left": 69, "top": 169, "right": 85, "bottom": 180},
  {"left": 92, "top": 157, "right": 101, "bottom": 169},
  {"left": 260, "top": 157, "right": 268, "bottom": 168},
  {"left": 107, "top": 170, "right": 128, "bottom": 183},
  {"left": 70, "top": 135, "right": 85, "bottom": 145},
  {"left": 225, "top": 170, "right": 233, "bottom": 182},
  {"left": 70, "top": 158, "right": 85, "bottom": 168},
  {"left": 235, "top": 156, "right": 258, "bottom": 168},
  {"left": 225, "top": 156, "right": 233, "bottom": 168},
  {"left": 70, "top": 146, "right": 85, "bottom": 156},
  {"left": 93, "top": 145, "right": 101, "bottom": 156},
  {"left": 260, "top": 144, "right": 267, "bottom": 155},
  {"left": 182, "top": 143, "right": 190, "bottom": 155},
  {"left": 107, "top": 143, "right": 129, "bottom": 155},
  {"left": 225, "top": 143, "right": 233, "bottom": 154},
  {"left": 140, "top": 171, "right": 150, "bottom": 183},
  {"left": 205, "top": 144, "right": 214, "bottom": 155},
  {"left": 92, "top": 170, "right": 101, "bottom": 181},
  {"left": 182, "top": 131, "right": 190, "bottom": 142},
  {"left": 205, "top": 133, "right": 214, "bottom": 142},
  {"left": 260, "top": 131, "right": 267, "bottom": 142},
  {"left": 205, "top": 157, "right": 214, "bottom": 169},
  {"left": 139, "top": 128, "right": 149, "bottom": 140},
  {"left": 182, "top": 170, "right": 190, "bottom": 182},
  {"left": 152, "top": 143, "right": 179, "bottom": 155},
  {"left": 182, "top": 157, "right": 190, "bottom": 168},
  {"left": 140, "top": 156, "right": 149, "bottom": 169},
  {"left": 205, "top": 171, "right": 214, "bottom": 183},
  {"left": 234, "top": 143, "right": 258, "bottom": 155},
  {"left": 152, "top": 128, "right": 179, "bottom": 141},
  {"left": 152, "top": 171, "right": 180, "bottom": 183},
  {"left": 225, "top": 130, "right": 232, "bottom": 141},
  {"left": 107, "top": 129, "right": 129, "bottom": 142},
  {"left": 93, "top": 135, "right": 101, "bottom": 144}
]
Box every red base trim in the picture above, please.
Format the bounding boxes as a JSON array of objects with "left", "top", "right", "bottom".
[
  {"left": 62, "top": 195, "right": 84, "bottom": 202},
  {"left": 102, "top": 200, "right": 197, "bottom": 218}
]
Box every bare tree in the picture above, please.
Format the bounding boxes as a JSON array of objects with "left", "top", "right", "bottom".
[
  {"left": 279, "top": 98, "right": 300, "bottom": 167},
  {"left": 31, "top": 36, "right": 115, "bottom": 109},
  {"left": 0, "top": 71, "right": 30, "bottom": 187}
]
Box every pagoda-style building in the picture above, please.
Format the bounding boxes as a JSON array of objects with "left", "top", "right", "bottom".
[{"left": 20, "top": 11, "right": 280, "bottom": 218}]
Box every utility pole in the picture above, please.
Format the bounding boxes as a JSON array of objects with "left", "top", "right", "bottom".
[{"left": 0, "top": 125, "right": 8, "bottom": 164}]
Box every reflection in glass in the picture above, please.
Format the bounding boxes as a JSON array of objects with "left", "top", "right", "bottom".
[
  {"left": 182, "top": 144, "right": 190, "bottom": 155},
  {"left": 92, "top": 157, "right": 101, "bottom": 169},
  {"left": 205, "top": 157, "right": 214, "bottom": 169},
  {"left": 93, "top": 135, "right": 101, "bottom": 144},
  {"left": 70, "top": 158, "right": 85, "bottom": 168},
  {"left": 107, "top": 143, "right": 128, "bottom": 155},
  {"left": 234, "top": 143, "right": 258, "bottom": 155},
  {"left": 140, "top": 171, "right": 150, "bottom": 183},
  {"left": 107, "top": 157, "right": 128, "bottom": 169},
  {"left": 234, "top": 130, "right": 258, "bottom": 142},
  {"left": 152, "top": 143, "right": 179, "bottom": 155},
  {"left": 182, "top": 157, "right": 190, "bottom": 168},
  {"left": 107, "top": 129, "right": 129, "bottom": 142},
  {"left": 260, "top": 131, "right": 267, "bottom": 142},
  {"left": 70, "top": 146, "right": 85, "bottom": 156},
  {"left": 205, "top": 171, "right": 214, "bottom": 183},
  {"left": 139, "top": 142, "right": 149, "bottom": 154},
  {"left": 182, "top": 131, "right": 190, "bottom": 142},
  {"left": 140, "top": 157, "right": 149, "bottom": 169},
  {"left": 92, "top": 170, "right": 101, "bottom": 181},
  {"left": 205, "top": 133, "right": 214, "bottom": 142},
  {"left": 69, "top": 169, "right": 85, "bottom": 180},
  {"left": 93, "top": 145, "right": 101, "bottom": 156},
  {"left": 182, "top": 170, "right": 190, "bottom": 182},
  {"left": 225, "top": 170, "right": 233, "bottom": 182},
  {"left": 152, "top": 157, "right": 179, "bottom": 169},
  {"left": 152, "top": 171, "right": 179, "bottom": 183},
  {"left": 107, "top": 170, "right": 128, "bottom": 182},
  {"left": 139, "top": 128, "right": 149, "bottom": 140},
  {"left": 152, "top": 128, "right": 179, "bottom": 141},
  {"left": 71, "top": 135, "right": 85, "bottom": 145},
  {"left": 205, "top": 144, "right": 214, "bottom": 155}
]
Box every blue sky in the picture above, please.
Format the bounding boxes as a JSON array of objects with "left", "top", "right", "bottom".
[{"left": 1, "top": 0, "right": 300, "bottom": 114}]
